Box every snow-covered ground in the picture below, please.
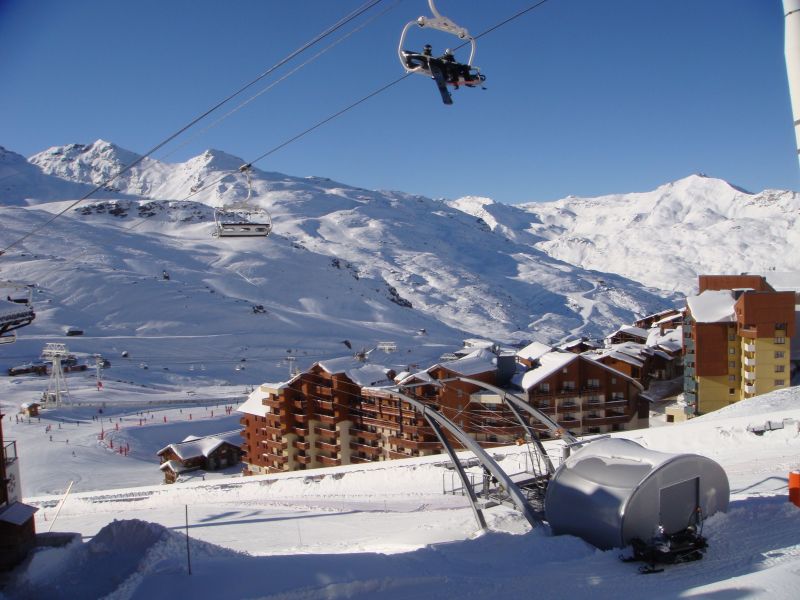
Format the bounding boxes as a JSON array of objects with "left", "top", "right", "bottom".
[{"left": 2, "top": 379, "right": 799, "bottom": 599}]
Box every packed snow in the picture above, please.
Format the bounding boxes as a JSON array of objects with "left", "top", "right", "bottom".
[{"left": 1, "top": 379, "right": 799, "bottom": 599}]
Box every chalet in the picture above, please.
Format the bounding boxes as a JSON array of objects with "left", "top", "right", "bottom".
[
  {"left": 634, "top": 308, "right": 683, "bottom": 332},
  {"left": 605, "top": 325, "right": 649, "bottom": 346},
  {"left": 0, "top": 411, "right": 38, "bottom": 571},
  {"left": 157, "top": 430, "right": 243, "bottom": 484},
  {"left": 19, "top": 402, "right": 41, "bottom": 418},
  {"left": 515, "top": 350, "right": 648, "bottom": 438},
  {"left": 515, "top": 341, "right": 552, "bottom": 368},
  {"left": 558, "top": 338, "right": 602, "bottom": 354}
]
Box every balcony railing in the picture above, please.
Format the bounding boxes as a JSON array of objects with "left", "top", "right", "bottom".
[
  {"left": 349, "top": 427, "right": 381, "bottom": 441},
  {"left": 295, "top": 454, "right": 312, "bottom": 464},
  {"left": 318, "top": 455, "right": 341, "bottom": 467},
  {"left": 743, "top": 356, "right": 756, "bottom": 367},
  {"left": 387, "top": 436, "right": 440, "bottom": 450},
  {"left": 744, "top": 343, "right": 756, "bottom": 353},
  {"left": 3, "top": 440, "right": 18, "bottom": 466},
  {"left": 744, "top": 370, "right": 756, "bottom": 381},
  {"left": 315, "top": 440, "right": 340, "bottom": 453},
  {"left": 314, "top": 425, "right": 337, "bottom": 438},
  {"left": 349, "top": 441, "right": 383, "bottom": 456}
]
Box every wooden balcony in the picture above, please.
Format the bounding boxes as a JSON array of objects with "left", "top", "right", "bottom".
[
  {"left": 314, "top": 425, "right": 337, "bottom": 438},
  {"left": 350, "top": 441, "right": 383, "bottom": 456},
  {"left": 387, "top": 449, "right": 411, "bottom": 460},
  {"left": 262, "top": 424, "right": 287, "bottom": 436},
  {"left": 318, "top": 455, "right": 341, "bottom": 467},
  {"left": 294, "top": 426, "right": 309, "bottom": 437},
  {"left": 317, "top": 412, "right": 336, "bottom": 425},
  {"left": 558, "top": 402, "right": 582, "bottom": 411},
  {"left": 360, "top": 416, "right": 398, "bottom": 429},
  {"left": 350, "top": 455, "right": 374, "bottom": 464},
  {"left": 263, "top": 438, "right": 288, "bottom": 451},
  {"left": 263, "top": 396, "right": 283, "bottom": 409},
  {"left": 295, "top": 453, "right": 312, "bottom": 465},
  {"left": 316, "top": 399, "right": 334, "bottom": 410},
  {"left": 387, "top": 436, "right": 439, "bottom": 450},
  {"left": 349, "top": 427, "right": 381, "bottom": 441},
  {"left": 293, "top": 413, "right": 309, "bottom": 423},
  {"left": 294, "top": 440, "right": 311, "bottom": 451},
  {"left": 262, "top": 452, "right": 288, "bottom": 464},
  {"left": 315, "top": 440, "right": 340, "bottom": 453}
]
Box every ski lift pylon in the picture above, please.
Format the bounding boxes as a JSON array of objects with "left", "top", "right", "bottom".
[{"left": 213, "top": 164, "right": 273, "bottom": 238}]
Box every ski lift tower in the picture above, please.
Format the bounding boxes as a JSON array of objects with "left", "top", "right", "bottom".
[{"left": 42, "top": 343, "right": 71, "bottom": 407}]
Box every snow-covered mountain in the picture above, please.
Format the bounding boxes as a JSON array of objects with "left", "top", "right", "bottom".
[
  {"left": 453, "top": 175, "right": 800, "bottom": 295},
  {"left": 0, "top": 141, "right": 678, "bottom": 385}
]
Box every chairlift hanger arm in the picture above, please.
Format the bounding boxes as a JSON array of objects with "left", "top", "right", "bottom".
[{"left": 398, "top": 0, "right": 477, "bottom": 72}]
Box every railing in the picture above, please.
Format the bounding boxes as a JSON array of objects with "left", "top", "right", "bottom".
[
  {"left": 3, "top": 440, "right": 18, "bottom": 466},
  {"left": 317, "top": 455, "right": 341, "bottom": 467},
  {"left": 292, "top": 413, "right": 309, "bottom": 423},
  {"left": 744, "top": 343, "right": 756, "bottom": 353},
  {"left": 295, "top": 454, "right": 312, "bottom": 464},
  {"left": 293, "top": 440, "right": 311, "bottom": 451},
  {"left": 744, "top": 370, "right": 756, "bottom": 381},
  {"left": 317, "top": 413, "right": 336, "bottom": 425},
  {"left": 314, "top": 425, "right": 337, "bottom": 437},
  {"left": 387, "top": 436, "right": 440, "bottom": 450},
  {"left": 349, "top": 427, "right": 381, "bottom": 441},
  {"left": 293, "top": 426, "right": 309, "bottom": 437},
  {"left": 743, "top": 356, "right": 756, "bottom": 367},
  {"left": 349, "top": 441, "right": 383, "bottom": 455},
  {"left": 315, "top": 440, "right": 340, "bottom": 453}
]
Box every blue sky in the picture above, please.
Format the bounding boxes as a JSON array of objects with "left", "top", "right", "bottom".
[{"left": 0, "top": 0, "right": 797, "bottom": 203}]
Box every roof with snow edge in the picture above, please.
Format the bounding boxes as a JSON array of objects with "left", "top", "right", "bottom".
[
  {"left": 518, "top": 350, "right": 644, "bottom": 391},
  {"left": 429, "top": 348, "right": 497, "bottom": 377},
  {"left": 687, "top": 290, "right": 736, "bottom": 323},
  {"left": 157, "top": 430, "right": 242, "bottom": 461},
  {"left": 0, "top": 501, "right": 38, "bottom": 526},
  {"left": 607, "top": 325, "right": 649, "bottom": 340},
  {"left": 516, "top": 341, "right": 552, "bottom": 361},
  {"left": 237, "top": 386, "right": 272, "bottom": 417}
]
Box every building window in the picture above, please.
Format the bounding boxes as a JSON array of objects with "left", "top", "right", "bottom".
[
  {"left": 728, "top": 361, "right": 736, "bottom": 368},
  {"left": 728, "top": 375, "right": 735, "bottom": 382},
  {"left": 775, "top": 365, "right": 785, "bottom": 373},
  {"left": 728, "top": 388, "right": 735, "bottom": 395},
  {"left": 611, "top": 392, "right": 624, "bottom": 401},
  {"left": 539, "top": 383, "right": 550, "bottom": 393},
  {"left": 775, "top": 351, "right": 785, "bottom": 359},
  {"left": 728, "top": 333, "right": 736, "bottom": 341},
  {"left": 587, "top": 378, "right": 600, "bottom": 388},
  {"left": 775, "top": 380, "right": 785, "bottom": 386},
  {"left": 775, "top": 322, "right": 787, "bottom": 330},
  {"left": 728, "top": 347, "right": 735, "bottom": 355},
  {"left": 775, "top": 337, "right": 786, "bottom": 345},
  {"left": 563, "top": 381, "right": 576, "bottom": 391}
]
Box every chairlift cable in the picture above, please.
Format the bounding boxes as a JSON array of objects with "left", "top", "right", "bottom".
[
  {"left": 0, "top": 0, "right": 388, "bottom": 257},
  {"left": 157, "top": 0, "right": 404, "bottom": 164},
  {"left": 184, "top": 0, "right": 556, "bottom": 202}
]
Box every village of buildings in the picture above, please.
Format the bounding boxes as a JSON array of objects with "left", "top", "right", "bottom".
[{"left": 1, "top": 273, "right": 798, "bottom": 569}]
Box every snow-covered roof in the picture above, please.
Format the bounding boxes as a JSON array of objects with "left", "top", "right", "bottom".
[
  {"left": 652, "top": 312, "right": 683, "bottom": 327},
  {"left": 237, "top": 386, "right": 271, "bottom": 417},
  {"left": 519, "top": 351, "right": 576, "bottom": 390},
  {"left": 346, "top": 363, "right": 392, "bottom": 387},
  {"left": 157, "top": 430, "right": 242, "bottom": 461},
  {"left": 430, "top": 348, "right": 497, "bottom": 377},
  {"left": 591, "top": 349, "right": 644, "bottom": 368},
  {"left": 0, "top": 501, "right": 38, "bottom": 526},
  {"left": 606, "top": 325, "right": 649, "bottom": 340},
  {"left": 686, "top": 290, "right": 736, "bottom": 323},
  {"left": 516, "top": 341, "right": 552, "bottom": 361},
  {"left": 159, "top": 459, "right": 189, "bottom": 474}
]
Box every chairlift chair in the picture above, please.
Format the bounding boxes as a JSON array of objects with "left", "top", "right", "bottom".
[
  {"left": 213, "top": 164, "right": 273, "bottom": 238},
  {"left": 398, "top": 0, "right": 485, "bottom": 104},
  {"left": 0, "top": 281, "right": 35, "bottom": 344}
]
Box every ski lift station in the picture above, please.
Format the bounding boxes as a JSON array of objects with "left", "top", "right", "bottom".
[{"left": 544, "top": 438, "right": 730, "bottom": 551}]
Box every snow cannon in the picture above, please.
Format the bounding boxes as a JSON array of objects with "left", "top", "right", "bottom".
[{"left": 544, "top": 438, "right": 729, "bottom": 565}]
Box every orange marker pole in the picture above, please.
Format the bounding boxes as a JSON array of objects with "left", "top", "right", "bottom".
[{"left": 789, "top": 470, "right": 800, "bottom": 508}]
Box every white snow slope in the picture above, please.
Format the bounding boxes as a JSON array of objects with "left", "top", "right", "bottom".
[
  {"left": 1, "top": 141, "right": 677, "bottom": 387},
  {"left": 452, "top": 175, "right": 800, "bottom": 295},
  {"left": 1, "top": 384, "right": 799, "bottom": 599}
]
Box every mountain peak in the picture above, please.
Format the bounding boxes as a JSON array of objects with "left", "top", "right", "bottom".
[{"left": 187, "top": 149, "right": 248, "bottom": 173}]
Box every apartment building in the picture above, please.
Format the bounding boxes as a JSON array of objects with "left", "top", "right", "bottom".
[
  {"left": 239, "top": 345, "right": 649, "bottom": 475},
  {"left": 683, "top": 275, "right": 795, "bottom": 415}
]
